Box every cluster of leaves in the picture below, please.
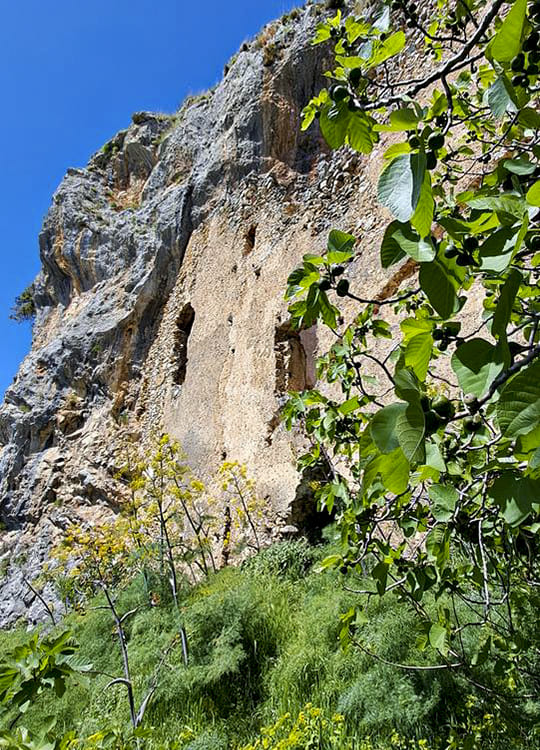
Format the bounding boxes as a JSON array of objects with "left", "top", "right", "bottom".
[
  {"left": 283, "top": 0, "right": 540, "bottom": 723},
  {"left": 52, "top": 437, "right": 271, "bottom": 605},
  {"left": 10, "top": 285, "right": 36, "bottom": 324},
  {"left": 241, "top": 539, "right": 317, "bottom": 580},
  {"left": 114, "top": 439, "right": 271, "bottom": 584},
  {"left": 219, "top": 461, "right": 273, "bottom": 561},
  {"left": 0, "top": 631, "right": 90, "bottom": 749},
  {"left": 120, "top": 435, "right": 219, "bottom": 586},
  {"left": 3, "top": 542, "right": 535, "bottom": 748}
]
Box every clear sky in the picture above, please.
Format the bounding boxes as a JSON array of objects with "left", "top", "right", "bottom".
[{"left": 0, "top": 0, "right": 302, "bottom": 399}]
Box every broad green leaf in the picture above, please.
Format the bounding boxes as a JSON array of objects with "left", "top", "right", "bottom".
[
  {"left": 380, "top": 222, "right": 406, "bottom": 268},
  {"left": 378, "top": 153, "right": 425, "bottom": 223},
  {"left": 383, "top": 142, "right": 412, "bottom": 160},
  {"left": 301, "top": 90, "right": 330, "bottom": 130},
  {"left": 504, "top": 157, "right": 536, "bottom": 175},
  {"left": 372, "top": 561, "right": 389, "bottom": 595},
  {"left": 336, "top": 55, "right": 366, "bottom": 69},
  {"left": 487, "top": 75, "right": 517, "bottom": 119},
  {"left": 492, "top": 269, "right": 522, "bottom": 340},
  {"left": 363, "top": 446, "right": 410, "bottom": 494},
  {"left": 487, "top": 0, "right": 527, "bottom": 62},
  {"left": 388, "top": 107, "right": 419, "bottom": 130},
  {"left": 403, "top": 332, "right": 433, "bottom": 381},
  {"left": 301, "top": 105, "right": 318, "bottom": 131},
  {"left": 429, "top": 484, "right": 458, "bottom": 522},
  {"left": 530, "top": 447, "right": 540, "bottom": 473},
  {"left": 370, "top": 402, "right": 407, "bottom": 453},
  {"left": 396, "top": 401, "right": 425, "bottom": 463},
  {"left": 468, "top": 194, "right": 527, "bottom": 218},
  {"left": 378, "top": 107, "right": 419, "bottom": 132},
  {"left": 320, "top": 103, "right": 349, "bottom": 149},
  {"left": 345, "top": 15, "right": 371, "bottom": 41},
  {"left": 428, "top": 623, "right": 448, "bottom": 654},
  {"left": 519, "top": 107, "right": 540, "bottom": 129},
  {"left": 419, "top": 261, "right": 457, "bottom": 319},
  {"left": 380, "top": 221, "right": 435, "bottom": 267},
  {"left": 302, "top": 254, "right": 326, "bottom": 266},
  {"left": 479, "top": 227, "right": 517, "bottom": 273},
  {"left": 411, "top": 172, "right": 434, "bottom": 238},
  {"left": 319, "top": 291, "right": 338, "bottom": 329},
  {"left": 400, "top": 317, "right": 433, "bottom": 342},
  {"left": 517, "top": 425, "right": 540, "bottom": 456},
  {"left": 370, "top": 31, "right": 406, "bottom": 65},
  {"left": 339, "top": 396, "right": 361, "bottom": 415},
  {"left": 319, "top": 554, "right": 343, "bottom": 570},
  {"left": 347, "top": 112, "right": 378, "bottom": 153},
  {"left": 394, "top": 367, "right": 421, "bottom": 404},
  {"left": 313, "top": 24, "right": 332, "bottom": 44},
  {"left": 489, "top": 472, "right": 540, "bottom": 526},
  {"left": 439, "top": 212, "right": 499, "bottom": 239},
  {"left": 451, "top": 339, "right": 505, "bottom": 398},
  {"left": 430, "top": 90, "right": 447, "bottom": 117},
  {"left": 327, "top": 229, "right": 356, "bottom": 258},
  {"left": 517, "top": 427, "right": 540, "bottom": 473},
  {"left": 424, "top": 441, "right": 446, "bottom": 472},
  {"left": 497, "top": 360, "right": 540, "bottom": 437},
  {"left": 526, "top": 180, "right": 540, "bottom": 207}
]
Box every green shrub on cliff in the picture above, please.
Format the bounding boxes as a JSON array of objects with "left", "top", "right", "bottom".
[{"left": 10, "top": 284, "right": 35, "bottom": 323}]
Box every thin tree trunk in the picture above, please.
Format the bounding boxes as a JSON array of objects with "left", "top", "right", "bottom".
[
  {"left": 102, "top": 584, "right": 137, "bottom": 729},
  {"left": 23, "top": 577, "right": 56, "bottom": 627}
]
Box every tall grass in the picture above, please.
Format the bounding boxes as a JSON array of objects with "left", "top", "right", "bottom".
[{"left": 1, "top": 538, "right": 537, "bottom": 749}]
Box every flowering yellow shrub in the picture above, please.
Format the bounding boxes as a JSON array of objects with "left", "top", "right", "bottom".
[
  {"left": 237, "top": 704, "right": 350, "bottom": 750},
  {"left": 237, "top": 706, "right": 441, "bottom": 750},
  {"left": 219, "top": 461, "right": 272, "bottom": 559}
]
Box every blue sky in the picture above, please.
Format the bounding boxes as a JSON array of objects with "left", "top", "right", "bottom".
[{"left": 0, "top": 0, "right": 301, "bottom": 398}]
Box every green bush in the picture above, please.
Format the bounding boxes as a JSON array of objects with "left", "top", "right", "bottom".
[
  {"left": 2, "top": 542, "right": 537, "bottom": 748},
  {"left": 10, "top": 284, "right": 36, "bottom": 323},
  {"left": 241, "top": 539, "right": 318, "bottom": 580}
]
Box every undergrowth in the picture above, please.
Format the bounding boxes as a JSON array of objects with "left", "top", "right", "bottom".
[{"left": 0, "top": 537, "right": 537, "bottom": 748}]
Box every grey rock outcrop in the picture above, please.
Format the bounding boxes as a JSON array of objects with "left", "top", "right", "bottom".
[{"left": 0, "top": 3, "right": 405, "bottom": 626}]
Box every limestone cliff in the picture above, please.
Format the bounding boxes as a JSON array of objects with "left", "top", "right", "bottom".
[{"left": 0, "top": 2, "right": 403, "bottom": 625}]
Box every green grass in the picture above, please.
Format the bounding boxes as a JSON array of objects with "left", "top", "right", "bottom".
[{"left": 1, "top": 538, "right": 537, "bottom": 749}]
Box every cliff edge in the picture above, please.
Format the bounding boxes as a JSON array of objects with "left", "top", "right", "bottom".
[{"left": 0, "top": 2, "right": 401, "bottom": 625}]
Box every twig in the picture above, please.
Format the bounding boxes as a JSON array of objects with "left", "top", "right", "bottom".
[
  {"left": 23, "top": 577, "right": 56, "bottom": 627},
  {"left": 352, "top": 638, "right": 461, "bottom": 670}
]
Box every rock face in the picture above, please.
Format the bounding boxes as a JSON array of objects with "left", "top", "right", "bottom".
[{"left": 0, "top": 3, "right": 403, "bottom": 625}]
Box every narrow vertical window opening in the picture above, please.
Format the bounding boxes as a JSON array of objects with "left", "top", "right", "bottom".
[
  {"left": 173, "top": 304, "right": 195, "bottom": 385},
  {"left": 243, "top": 224, "right": 257, "bottom": 255}
]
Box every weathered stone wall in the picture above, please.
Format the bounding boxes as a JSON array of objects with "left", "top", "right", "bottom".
[{"left": 0, "top": 1, "right": 416, "bottom": 625}]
